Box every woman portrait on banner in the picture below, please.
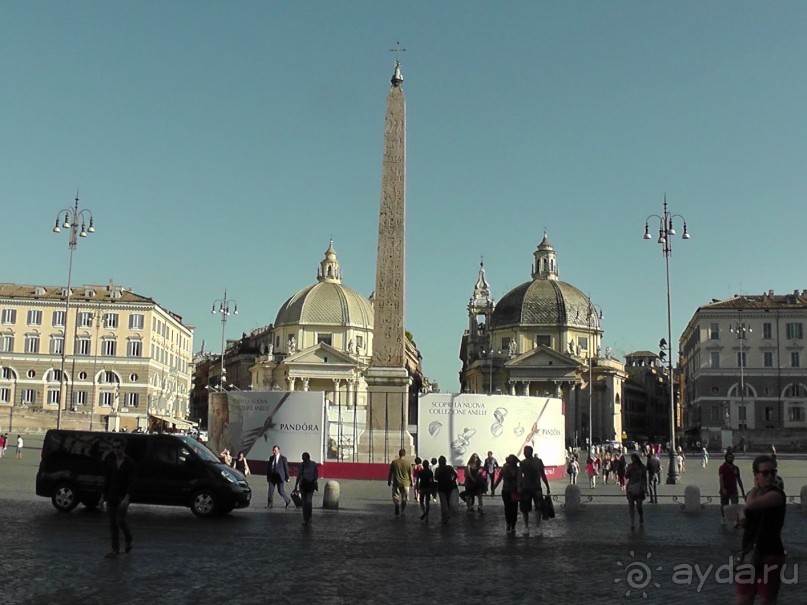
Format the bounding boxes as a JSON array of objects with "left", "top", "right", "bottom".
[
  {"left": 625, "top": 453, "right": 647, "bottom": 529},
  {"left": 294, "top": 451, "right": 319, "bottom": 527},
  {"left": 735, "top": 455, "right": 787, "bottom": 605}
]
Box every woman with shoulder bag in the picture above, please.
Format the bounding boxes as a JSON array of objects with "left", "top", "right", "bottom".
[
  {"left": 464, "top": 453, "right": 485, "bottom": 514},
  {"left": 625, "top": 453, "right": 647, "bottom": 529},
  {"left": 735, "top": 455, "right": 786, "bottom": 605},
  {"left": 493, "top": 454, "right": 520, "bottom": 534},
  {"left": 294, "top": 452, "right": 319, "bottom": 526},
  {"left": 433, "top": 456, "right": 459, "bottom": 525}
]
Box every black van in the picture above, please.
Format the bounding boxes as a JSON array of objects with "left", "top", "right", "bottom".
[{"left": 36, "top": 430, "right": 251, "bottom": 517}]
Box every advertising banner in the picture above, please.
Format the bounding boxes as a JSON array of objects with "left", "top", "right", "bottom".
[
  {"left": 417, "top": 393, "right": 565, "bottom": 467},
  {"left": 208, "top": 391, "right": 325, "bottom": 462}
]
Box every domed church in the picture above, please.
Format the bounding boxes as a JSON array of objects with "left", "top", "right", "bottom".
[{"left": 459, "top": 233, "right": 626, "bottom": 448}]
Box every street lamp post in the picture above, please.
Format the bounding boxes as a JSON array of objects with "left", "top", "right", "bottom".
[
  {"left": 586, "top": 298, "right": 603, "bottom": 450},
  {"left": 211, "top": 290, "right": 237, "bottom": 389},
  {"left": 52, "top": 193, "right": 95, "bottom": 429},
  {"left": 644, "top": 196, "right": 690, "bottom": 485},
  {"left": 730, "top": 317, "right": 751, "bottom": 426}
]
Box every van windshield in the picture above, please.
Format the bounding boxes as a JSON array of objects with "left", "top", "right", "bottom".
[{"left": 178, "top": 436, "right": 221, "bottom": 463}]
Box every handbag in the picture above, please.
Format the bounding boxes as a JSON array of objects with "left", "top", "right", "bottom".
[
  {"left": 509, "top": 490, "right": 521, "bottom": 503},
  {"left": 542, "top": 494, "right": 555, "bottom": 519}
]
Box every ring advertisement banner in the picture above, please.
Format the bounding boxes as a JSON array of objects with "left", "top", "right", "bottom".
[
  {"left": 208, "top": 391, "right": 325, "bottom": 462},
  {"left": 417, "top": 394, "right": 565, "bottom": 467}
]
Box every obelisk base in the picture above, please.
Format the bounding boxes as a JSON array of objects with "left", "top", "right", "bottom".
[{"left": 358, "top": 366, "right": 414, "bottom": 463}]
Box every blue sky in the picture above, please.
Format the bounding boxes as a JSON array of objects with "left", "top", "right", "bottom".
[{"left": 3, "top": 2, "right": 806, "bottom": 391}]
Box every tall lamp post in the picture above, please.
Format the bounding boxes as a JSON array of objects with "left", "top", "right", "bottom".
[
  {"left": 644, "top": 197, "right": 690, "bottom": 485},
  {"left": 730, "top": 317, "right": 751, "bottom": 426},
  {"left": 52, "top": 193, "right": 95, "bottom": 429},
  {"left": 211, "top": 290, "right": 237, "bottom": 389},
  {"left": 586, "top": 298, "right": 603, "bottom": 450}
]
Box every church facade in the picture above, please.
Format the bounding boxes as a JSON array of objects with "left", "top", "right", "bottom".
[{"left": 459, "top": 234, "right": 626, "bottom": 448}]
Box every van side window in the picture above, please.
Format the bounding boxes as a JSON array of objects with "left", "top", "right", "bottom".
[{"left": 152, "top": 441, "right": 180, "bottom": 465}]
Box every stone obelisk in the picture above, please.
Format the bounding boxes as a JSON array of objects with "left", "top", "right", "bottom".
[{"left": 363, "top": 58, "right": 413, "bottom": 462}]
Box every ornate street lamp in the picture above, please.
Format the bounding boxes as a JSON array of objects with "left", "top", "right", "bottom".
[
  {"left": 211, "top": 290, "right": 237, "bottom": 389},
  {"left": 52, "top": 193, "right": 95, "bottom": 429},
  {"left": 644, "top": 196, "right": 690, "bottom": 484},
  {"left": 730, "top": 317, "right": 751, "bottom": 426}
]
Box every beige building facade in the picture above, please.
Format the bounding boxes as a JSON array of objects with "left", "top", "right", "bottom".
[{"left": 0, "top": 282, "right": 194, "bottom": 426}]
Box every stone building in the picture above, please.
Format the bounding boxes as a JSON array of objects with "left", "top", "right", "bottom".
[
  {"left": 0, "top": 281, "right": 194, "bottom": 429},
  {"left": 622, "top": 350, "right": 675, "bottom": 443},
  {"left": 459, "top": 234, "right": 626, "bottom": 448},
  {"left": 680, "top": 291, "right": 807, "bottom": 451}
]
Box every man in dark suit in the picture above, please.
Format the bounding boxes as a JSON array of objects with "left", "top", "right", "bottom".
[{"left": 267, "top": 445, "right": 291, "bottom": 509}]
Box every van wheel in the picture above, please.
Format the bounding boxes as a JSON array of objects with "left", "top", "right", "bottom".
[
  {"left": 190, "top": 490, "right": 218, "bottom": 517},
  {"left": 52, "top": 483, "right": 80, "bottom": 512},
  {"left": 81, "top": 494, "right": 101, "bottom": 509}
]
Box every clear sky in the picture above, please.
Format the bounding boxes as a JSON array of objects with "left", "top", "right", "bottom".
[{"left": 3, "top": 2, "right": 806, "bottom": 391}]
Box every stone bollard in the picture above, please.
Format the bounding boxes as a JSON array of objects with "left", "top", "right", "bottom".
[
  {"left": 684, "top": 485, "right": 701, "bottom": 513},
  {"left": 564, "top": 483, "right": 582, "bottom": 514},
  {"left": 801, "top": 485, "right": 807, "bottom": 511},
  {"left": 322, "top": 480, "right": 340, "bottom": 510}
]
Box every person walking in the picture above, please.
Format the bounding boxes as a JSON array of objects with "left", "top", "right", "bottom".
[
  {"left": 646, "top": 451, "right": 661, "bottom": 503},
  {"left": 0, "top": 433, "right": 6, "bottom": 458},
  {"left": 735, "top": 455, "right": 787, "bottom": 604},
  {"left": 625, "top": 453, "right": 648, "bottom": 529},
  {"left": 266, "top": 445, "right": 291, "bottom": 509},
  {"left": 433, "top": 455, "right": 459, "bottom": 525},
  {"left": 294, "top": 452, "right": 318, "bottom": 526},
  {"left": 484, "top": 451, "right": 499, "bottom": 496},
  {"left": 15, "top": 435, "right": 23, "bottom": 459},
  {"left": 518, "top": 446, "right": 550, "bottom": 536},
  {"left": 718, "top": 450, "right": 745, "bottom": 526},
  {"left": 493, "top": 454, "right": 520, "bottom": 534},
  {"left": 103, "top": 438, "right": 135, "bottom": 557},
  {"left": 417, "top": 459, "right": 434, "bottom": 523},
  {"left": 702, "top": 446, "right": 709, "bottom": 468},
  {"left": 233, "top": 451, "right": 250, "bottom": 476},
  {"left": 464, "top": 452, "right": 485, "bottom": 514},
  {"left": 387, "top": 448, "right": 413, "bottom": 517}
]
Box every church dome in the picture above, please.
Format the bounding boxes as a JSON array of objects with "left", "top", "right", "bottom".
[
  {"left": 490, "top": 233, "right": 599, "bottom": 331},
  {"left": 274, "top": 242, "right": 374, "bottom": 329}
]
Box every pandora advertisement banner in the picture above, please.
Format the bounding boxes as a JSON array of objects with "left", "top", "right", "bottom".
[
  {"left": 208, "top": 391, "right": 325, "bottom": 462},
  {"left": 417, "top": 394, "right": 565, "bottom": 467}
]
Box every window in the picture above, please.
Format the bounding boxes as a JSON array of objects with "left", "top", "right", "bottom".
[
  {"left": 738, "top": 406, "right": 747, "bottom": 421},
  {"left": 710, "top": 352, "right": 720, "bottom": 368},
  {"left": 123, "top": 392, "right": 139, "bottom": 407},
  {"left": 99, "top": 392, "right": 114, "bottom": 407},
  {"left": 791, "top": 351, "right": 800, "bottom": 368},
  {"left": 356, "top": 335, "right": 364, "bottom": 349},
  {"left": 52, "top": 310, "right": 66, "bottom": 327},
  {"left": 26, "top": 310, "right": 42, "bottom": 326},
  {"left": 789, "top": 407, "right": 804, "bottom": 422},
  {"left": 763, "top": 323, "right": 772, "bottom": 339},
  {"left": 501, "top": 337, "right": 511, "bottom": 351},
  {"left": 0, "top": 334, "right": 13, "bottom": 352},
  {"left": 47, "top": 389, "right": 60, "bottom": 404},
  {"left": 27, "top": 370, "right": 35, "bottom": 378},
  {"left": 129, "top": 373, "right": 138, "bottom": 382},
  {"left": 536, "top": 335, "right": 551, "bottom": 347},
  {"left": 765, "top": 407, "right": 775, "bottom": 421},
  {"left": 737, "top": 351, "right": 747, "bottom": 368},
  {"left": 78, "top": 371, "right": 87, "bottom": 380},
  {"left": 709, "top": 323, "right": 720, "bottom": 339},
  {"left": 50, "top": 336, "right": 64, "bottom": 355},
  {"left": 1, "top": 309, "right": 16, "bottom": 324},
  {"left": 21, "top": 389, "right": 35, "bottom": 404},
  {"left": 317, "top": 333, "right": 332, "bottom": 346},
  {"left": 102, "top": 338, "right": 116, "bottom": 357},
  {"left": 786, "top": 322, "right": 803, "bottom": 340},
  {"left": 24, "top": 334, "right": 40, "bottom": 353},
  {"left": 577, "top": 336, "right": 589, "bottom": 352},
  {"left": 75, "top": 337, "right": 91, "bottom": 356},
  {"left": 0, "top": 387, "right": 9, "bottom": 403},
  {"left": 103, "top": 371, "right": 118, "bottom": 384},
  {"left": 129, "top": 314, "right": 144, "bottom": 330},
  {"left": 77, "top": 312, "right": 93, "bottom": 328},
  {"left": 127, "top": 340, "right": 142, "bottom": 357},
  {"left": 1, "top": 367, "right": 12, "bottom": 380},
  {"left": 764, "top": 352, "right": 774, "bottom": 368},
  {"left": 103, "top": 313, "right": 119, "bottom": 329},
  {"left": 73, "top": 391, "right": 87, "bottom": 405}
]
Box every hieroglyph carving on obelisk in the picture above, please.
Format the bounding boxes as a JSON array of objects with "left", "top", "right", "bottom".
[{"left": 371, "top": 60, "right": 406, "bottom": 369}]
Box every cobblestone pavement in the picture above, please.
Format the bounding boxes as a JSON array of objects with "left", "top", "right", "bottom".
[{"left": 1, "top": 439, "right": 806, "bottom": 605}]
